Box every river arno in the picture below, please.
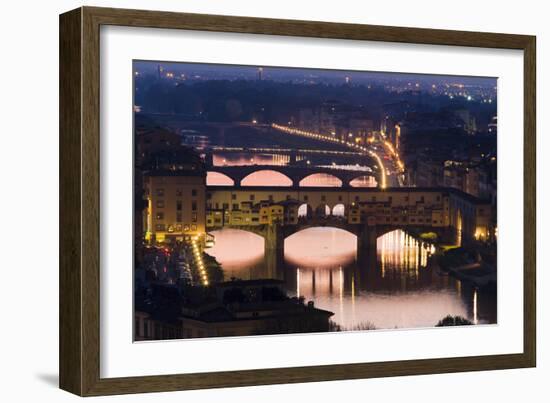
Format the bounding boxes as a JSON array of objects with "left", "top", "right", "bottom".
[
  {"left": 207, "top": 227, "right": 497, "bottom": 330},
  {"left": 204, "top": 152, "right": 496, "bottom": 330}
]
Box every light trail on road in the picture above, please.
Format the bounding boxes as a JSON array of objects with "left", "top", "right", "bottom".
[{"left": 271, "top": 123, "right": 388, "bottom": 188}]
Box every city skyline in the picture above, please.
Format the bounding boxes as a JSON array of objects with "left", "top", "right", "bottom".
[{"left": 134, "top": 60, "right": 497, "bottom": 90}]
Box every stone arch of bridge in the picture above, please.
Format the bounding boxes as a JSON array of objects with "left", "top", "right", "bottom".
[
  {"left": 297, "top": 203, "right": 313, "bottom": 218},
  {"left": 314, "top": 203, "right": 332, "bottom": 218},
  {"left": 239, "top": 169, "right": 294, "bottom": 186},
  {"left": 282, "top": 221, "right": 361, "bottom": 239},
  {"left": 298, "top": 172, "right": 343, "bottom": 187},
  {"left": 348, "top": 173, "right": 378, "bottom": 188},
  {"left": 206, "top": 171, "right": 236, "bottom": 186},
  {"left": 373, "top": 225, "right": 446, "bottom": 243},
  {"left": 332, "top": 203, "right": 346, "bottom": 217}
]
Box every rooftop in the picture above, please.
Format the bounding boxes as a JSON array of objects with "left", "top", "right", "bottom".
[{"left": 206, "top": 186, "right": 491, "bottom": 204}]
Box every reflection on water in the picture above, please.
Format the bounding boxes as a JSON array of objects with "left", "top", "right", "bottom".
[
  {"left": 285, "top": 227, "right": 356, "bottom": 268},
  {"left": 206, "top": 171, "right": 235, "bottom": 186},
  {"left": 206, "top": 229, "right": 264, "bottom": 278},
  {"left": 299, "top": 173, "right": 343, "bottom": 187},
  {"left": 213, "top": 153, "right": 290, "bottom": 167},
  {"left": 207, "top": 153, "right": 377, "bottom": 188},
  {"left": 378, "top": 230, "right": 436, "bottom": 278},
  {"left": 206, "top": 169, "right": 296, "bottom": 187},
  {"left": 350, "top": 175, "right": 377, "bottom": 187},
  {"left": 240, "top": 170, "right": 294, "bottom": 186},
  {"left": 207, "top": 227, "right": 496, "bottom": 330}
]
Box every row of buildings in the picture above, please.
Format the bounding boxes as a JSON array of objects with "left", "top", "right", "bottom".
[
  {"left": 378, "top": 104, "right": 489, "bottom": 157},
  {"left": 294, "top": 101, "right": 376, "bottom": 145},
  {"left": 410, "top": 154, "right": 497, "bottom": 206}
]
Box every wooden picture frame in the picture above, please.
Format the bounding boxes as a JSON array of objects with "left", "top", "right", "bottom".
[{"left": 59, "top": 6, "right": 536, "bottom": 396}]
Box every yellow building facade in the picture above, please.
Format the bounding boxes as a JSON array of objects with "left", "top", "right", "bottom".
[{"left": 144, "top": 173, "right": 206, "bottom": 244}]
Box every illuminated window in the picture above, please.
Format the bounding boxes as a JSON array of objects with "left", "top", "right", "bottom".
[
  {"left": 155, "top": 224, "right": 165, "bottom": 231},
  {"left": 191, "top": 224, "right": 197, "bottom": 231},
  {"left": 192, "top": 213, "right": 197, "bottom": 222}
]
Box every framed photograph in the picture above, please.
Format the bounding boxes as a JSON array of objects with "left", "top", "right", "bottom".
[{"left": 59, "top": 6, "right": 536, "bottom": 396}]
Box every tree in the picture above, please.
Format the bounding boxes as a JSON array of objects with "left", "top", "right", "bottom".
[{"left": 436, "top": 315, "right": 473, "bottom": 327}]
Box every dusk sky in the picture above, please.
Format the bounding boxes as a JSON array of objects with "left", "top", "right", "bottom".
[{"left": 133, "top": 60, "right": 497, "bottom": 87}]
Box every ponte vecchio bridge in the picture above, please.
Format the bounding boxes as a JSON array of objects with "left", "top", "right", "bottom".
[{"left": 205, "top": 185, "right": 492, "bottom": 264}]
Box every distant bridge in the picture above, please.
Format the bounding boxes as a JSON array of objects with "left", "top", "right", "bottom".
[
  {"left": 205, "top": 146, "right": 364, "bottom": 158},
  {"left": 206, "top": 164, "right": 380, "bottom": 188},
  {"left": 179, "top": 121, "right": 270, "bottom": 136}
]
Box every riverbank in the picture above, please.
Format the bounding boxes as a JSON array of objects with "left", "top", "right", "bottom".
[{"left": 436, "top": 246, "right": 497, "bottom": 289}]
